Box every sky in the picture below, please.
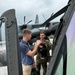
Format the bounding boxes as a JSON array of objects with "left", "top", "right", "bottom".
[{"left": 0, "top": 0, "right": 69, "bottom": 25}]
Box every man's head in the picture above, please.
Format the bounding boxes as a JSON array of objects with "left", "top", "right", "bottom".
[
  {"left": 22, "top": 29, "right": 32, "bottom": 41},
  {"left": 40, "top": 31, "right": 46, "bottom": 40}
]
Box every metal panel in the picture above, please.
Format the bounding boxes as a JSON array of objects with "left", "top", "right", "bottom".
[{"left": 1, "top": 9, "right": 22, "bottom": 75}]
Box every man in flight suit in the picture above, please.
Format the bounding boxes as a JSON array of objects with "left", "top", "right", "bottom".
[{"left": 36, "top": 31, "right": 51, "bottom": 75}]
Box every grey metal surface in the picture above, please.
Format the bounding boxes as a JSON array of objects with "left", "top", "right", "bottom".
[{"left": 1, "top": 9, "right": 22, "bottom": 75}]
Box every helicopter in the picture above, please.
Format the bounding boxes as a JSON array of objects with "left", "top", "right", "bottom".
[
  {"left": 1, "top": 0, "right": 75, "bottom": 75},
  {"left": 18, "top": 13, "right": 59, "bottom": 30},
  {"left": 18, "top": 14, "right": 59, "bottom": 38}
]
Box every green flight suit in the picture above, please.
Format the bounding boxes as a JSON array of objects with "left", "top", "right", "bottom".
[{"left": 36, "top": 39, "right": 51, "bottom": 75}]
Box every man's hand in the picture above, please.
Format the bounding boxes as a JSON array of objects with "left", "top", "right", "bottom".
[{"left": 35, "top": 40, "right": 42, "bottom": 46}]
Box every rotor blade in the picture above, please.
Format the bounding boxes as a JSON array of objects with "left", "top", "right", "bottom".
[{"left": 42, "top": 4, "right": 70, "bottom": 26}]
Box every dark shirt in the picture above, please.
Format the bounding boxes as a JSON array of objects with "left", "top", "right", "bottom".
[{"left": 20, "top": 40, "right": 34, "bottom": 65}]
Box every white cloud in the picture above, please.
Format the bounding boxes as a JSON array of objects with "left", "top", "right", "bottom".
[{"left": 0, "top": 0, "right": 69, "bottom": 24}]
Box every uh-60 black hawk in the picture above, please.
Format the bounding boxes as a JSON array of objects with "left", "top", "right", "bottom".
[{"left": 0, "top": 0, "right": 75, "bottom": 75}]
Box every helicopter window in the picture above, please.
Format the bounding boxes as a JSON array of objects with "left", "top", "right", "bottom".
[
  {"left": 55, "top": 11, "right": 75, "bottom": 75},
  {"left": 54, "top": 35, "right": 67, "bottom": 75},
  {"left": 0, "top": 23, "right": 8, "bottom": 75},
  {"left": 55, "top": 56, "right": 63, "bottom": 75},
  {"left": 66, "top": 11, "right": 75, "bottom": 75}
]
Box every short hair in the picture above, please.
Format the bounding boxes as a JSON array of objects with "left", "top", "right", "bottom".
[
  {"left": 40, "top": 31, "right": 46, "bottom": 35},
  {"left": 40, "top": 31, "right": 49, "bottom": 40},
  {"left": 22, "top": 29, "right": 31, "bottom": 36}
]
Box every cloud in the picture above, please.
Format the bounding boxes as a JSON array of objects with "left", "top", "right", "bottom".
[{"left": 0, "top": 0, "right": 69, "bottom": 24}]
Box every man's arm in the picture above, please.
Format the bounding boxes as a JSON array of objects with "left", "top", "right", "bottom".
[{"left": 26, "top": 40, "right": 42, "bottom": 57}]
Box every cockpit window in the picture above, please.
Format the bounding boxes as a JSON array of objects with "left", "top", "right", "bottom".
[
  {"left": 66, "top": 11, "right": 75, "bottom": 75},
  {"left": 55, "top": 11, "right": 75, "bottom": 75}
]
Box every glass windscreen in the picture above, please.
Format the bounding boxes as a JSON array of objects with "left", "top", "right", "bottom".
[
  {"left": 0, "top": 23, "right": 8, "bottom": 75},
  {"left": 55, "top": 56, "right": 63, "bottom": 75},
  {"left": 66, "top": 11, "right": 75, "bottom": 75},
  {"left": 55, "top": 11, "right": 75, "bottom": 75}
]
